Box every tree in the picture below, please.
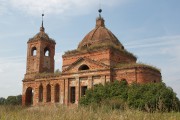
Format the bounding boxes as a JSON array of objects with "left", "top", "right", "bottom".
[
  {"left": 5, "top": 95, "right": 22, "bottom": 105},
  {"left": 0, "top": 97, "right": 6, "bottom": 105}
]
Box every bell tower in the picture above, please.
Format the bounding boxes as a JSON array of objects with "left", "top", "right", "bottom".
[{"left": 24, "top": 14, "right": 56, "bottom": 80}]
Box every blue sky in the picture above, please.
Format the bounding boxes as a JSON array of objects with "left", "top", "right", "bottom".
[{"left": 0, "top": 0, "right": 180, "bottom": 98}]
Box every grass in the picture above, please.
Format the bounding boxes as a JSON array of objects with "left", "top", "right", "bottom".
[
  {"left": 115, "top": 62, "right": 161, "bottom": 72},
  {"left": 35, "top": 71, "right": 62, "bottom": 79},
  {"left": 64, "top": 42, "right": 137, "bottom": 60},
  {"left": 0, "top": 105, "right": 180, "bottom": 120}
]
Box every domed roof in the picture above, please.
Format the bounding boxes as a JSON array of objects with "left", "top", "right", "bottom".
[
  {"left": 28, "top": 26, "right": 56, "bottom": 44},
  {"left": 33, "top": 27, "right": 49, "bottom": 40},
  {"left": 78, "top": 17, "right": 124, "bottom": 50}
]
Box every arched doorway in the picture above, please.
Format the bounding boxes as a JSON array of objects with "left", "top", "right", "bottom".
[
  {"left": 54, "top": 84, "right": 60, "bottom": 103},
  {"left": 46, "top": 84, "right": 51, "bottom": 102},
  {"left": 25, "top": 87, "right": 33, "bottom": 106}
]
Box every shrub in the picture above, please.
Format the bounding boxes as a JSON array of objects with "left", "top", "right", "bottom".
[
  {"left": 80, "top": 81, "right": 180, "bottom": 112},
  {"left": 80, "top": 80, "right": 128, "bottom": 110}
]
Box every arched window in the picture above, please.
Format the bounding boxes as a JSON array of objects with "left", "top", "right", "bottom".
[
  {"left": 46, "top": 84, "right": 51, "bottom": 102},
  {"left": 25, "top": 87, "right": 33, "bottom": 106},
  {"left": 78, "top": 64, "right": 90, "bottom": 71},
  {"left": 31, "top": 47, "right": 37, "bottom": 56},
  {"left": 121, "top": 79, "right": 128, "bottom": 85},
  {"left": 54, "top": 84, "right": 60, "bottom": 103},
  {"left": 39, "top": 84, "right": 43, "bottom": 102},
  {"left": 44, "top": 47, "right": 50, "bottom": 56}
]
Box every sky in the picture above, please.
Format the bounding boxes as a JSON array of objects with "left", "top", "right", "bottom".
[{"left": 0, "top": 0, "right": 180, "bottom": 98}]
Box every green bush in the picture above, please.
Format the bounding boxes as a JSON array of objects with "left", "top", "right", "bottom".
[
  {"left": 0, "top": 95, "right": 22, "bottom": 105},
  {"left": 79, "top": 81, "right": 180, "bottom": 112},
  {"left": 80, "top": 80, "right": 128, "bottom": 110}
]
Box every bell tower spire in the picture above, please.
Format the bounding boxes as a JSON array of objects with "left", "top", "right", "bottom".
[
  {"left": 40, "top": 13, "right": 45, "bottom": 32},
  {"left": 96, "top": 9, "right": 105, "bottom": 27},
  {"left": 98, "top": 9, "right": 102, "bottom": 18}
]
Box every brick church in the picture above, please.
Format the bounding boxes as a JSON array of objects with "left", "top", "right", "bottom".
[{"left": 22, "top": 10, "right": 162, "bottom": 106}]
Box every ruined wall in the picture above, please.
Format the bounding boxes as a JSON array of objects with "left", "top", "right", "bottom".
[
  {"left": 113, "top": 67, "right": 161, "bottom": 84},
  {"left": 62, "top": 49, "right": 110, "bottom": 70},
  {"left": 22, "top": 77, "right": 64, "bottom": 106},
  {"left": 110, "top": 49, "right": 136, "bottom": 67}
]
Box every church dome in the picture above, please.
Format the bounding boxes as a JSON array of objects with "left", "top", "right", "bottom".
[
  {"left": 78, "top": 17, "right": 124, "bottom": 50},
  {"left": 33, "top": 27, "right": 50, "bottom": 40},
  {"left": 28, "top": 25, "right": 55, "bottom": 44}
]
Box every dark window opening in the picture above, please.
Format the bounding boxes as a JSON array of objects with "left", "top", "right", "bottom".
[
  {"left": 55, "top": 84, "right": 60, "bottom": 103},
  {"left": 31, "top": 47, "right": 37, "bottom": 56},
  {"left": 78, "top": 64, "right": 89, "bottom": 71},
  {"left": 44, "top": 47, "right": 50, "bottom": 56},
  {"left": 70, "top": 87, "right": 75, "bottom": 103},
  {"left": 46, "top": 84, "right": 51, "bottom": 102},
  {"left": 122, "top": 46, "right": 124, "bottom": 50},
  {"left": 153, "top": 80, "right": 156, "bottom": 83},
  {"left": 25, "top": 87, "right": 33, "bottom": 106},
  {"left": 39, "top": 84, "right": 43, "bottom": 102},
  {"left": 81, "top": 86, "right": 87, "bottom": 97},
  {"left": 121, "top": 79, "right": 128, "bottom": 85}
]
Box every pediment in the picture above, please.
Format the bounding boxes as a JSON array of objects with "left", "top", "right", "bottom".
[{"left": 63, "top": 57, "right": 109, "bottom": 73}]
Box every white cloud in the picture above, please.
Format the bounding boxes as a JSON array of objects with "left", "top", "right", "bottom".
[
  {"left": 125, "top": 35, "right": 180, "bottom": 49},
  {"left": 9, "top": 0, "right": 125, "bottom": 15},
  {"left": 0, "top": 0, "right": 8, "bottom": 15},
  {"left": 0, "top": 68, "right": 3, "bottom": 73}
]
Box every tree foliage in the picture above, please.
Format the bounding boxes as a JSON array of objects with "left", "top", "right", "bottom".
[
  {"left": 80, "top": 81, "right": 180, "bottom": 112},
  {"left": 0, "top": 95, "right": 22, "bottom": 105}
]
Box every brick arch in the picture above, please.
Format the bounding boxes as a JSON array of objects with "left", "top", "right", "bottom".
[
  {"left": 78, "top": 64, "right": 90, "bottom": 71},
  {"left": 44, "top": 47, "right": 50, "bottom": 56},
  {"left": 25, "top": 87, "right": 33, "bottom": 106},
  {"left": 31, "top": 47, "right": 37, "bottom": 56},
  {"left": 38, "top": 84, "right": 43, "bottom": 102},
  {"left": 54, "top": 83, "right": 60, "bottom": 103},
  {"left": 121, "top": 78, "right": 128, "bottom": 84},
  {"left": 46, "top": 84, "right": 51, "bottom": 102}
]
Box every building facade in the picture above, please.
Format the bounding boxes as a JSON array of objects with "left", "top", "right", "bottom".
[{"left": 22, "top": 13, "right": 161, "bottom": 106}]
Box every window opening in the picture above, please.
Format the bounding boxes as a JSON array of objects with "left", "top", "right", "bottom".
[
  {"left": 55, "top": 84, "right": 60, "bottom": 102},
  {"left": 44, "top": 47, "right": 50, "bottom": 56},
  {"left": 78, "top": 64, "right": 89, "bottom": 71},
  {"left": 81, "top": 86, "right": 87, "bottom": 97},
  {"left": 39, "top": 84, "right": 43, "bottom": 102},
  {"left": 31, "top": 47, "right": 37, "bottom": 56},
  {"left": 70, "top": 87, "right": 75, "bottom": 103},
  {"left": 46, "top": 84, "right": 51, "bottom": 102}
]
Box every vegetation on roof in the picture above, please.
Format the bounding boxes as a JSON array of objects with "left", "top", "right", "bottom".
[
  {"left": 115, "top": 62, "right": 161, "bottom": 72},
  {"left": 64, "top": 42, "right": 137, "bottom": 59},
  {"left": 35, "top": 69, "right": 61, "bottom": 79},
  {"left": 28, "top": 32, "right": 56, "bottom": 43}
]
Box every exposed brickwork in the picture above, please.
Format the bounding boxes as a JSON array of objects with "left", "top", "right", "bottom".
[{"left": 22, "top": 17, "right": 162, "bottom": 106}]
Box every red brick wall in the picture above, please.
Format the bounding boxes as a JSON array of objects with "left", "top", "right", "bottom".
[
  {"left": 62, "top": 49, "right": 110, "bottom": 70},
  {"left": 113, "top": 67, "right": 161, "bottom": 84},
  {"left": 110, "top": 49, "right": 136, "bottom": 66}
]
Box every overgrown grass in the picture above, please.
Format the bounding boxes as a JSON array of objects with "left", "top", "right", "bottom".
[
  {"left": 64, "top": 42, "right": 137, "bottom": 60},
  {"left": 0, "top": 105, "right": 180, "bottom": 120},
  {"left": 115, "top": 62, "right": 161, "bottom": 72},
  {"left": 35, "top": 70, "right": 62, "bottom": 79}
]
